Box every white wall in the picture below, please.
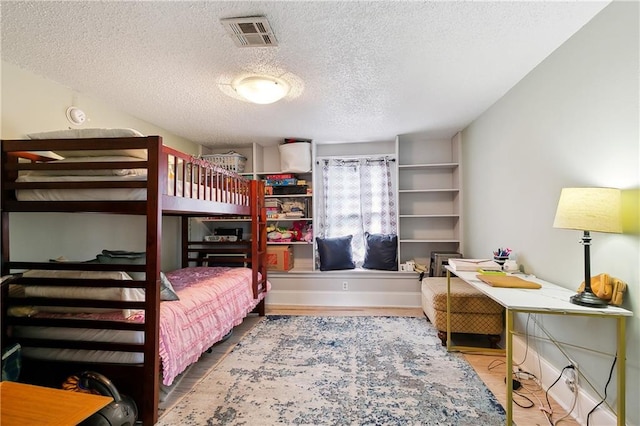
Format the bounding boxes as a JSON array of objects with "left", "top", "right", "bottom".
[
  {"left": 462, "top": 2, "right": 639, "bottom": 424},
  {"left": 1, "top": 61, "right": 202, "bottom": 270}
]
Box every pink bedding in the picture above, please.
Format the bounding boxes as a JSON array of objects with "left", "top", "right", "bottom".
[
  {"left": 157, "top": 267, "right": 269, "bottom": 385},
  {"left": 12, "top": 267, "right": 269, "bottom": 386}
]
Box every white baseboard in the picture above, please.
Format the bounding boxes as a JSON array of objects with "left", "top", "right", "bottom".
[
  {"left": 265, "top": 289, "right": 422, "bottom": 308},
  {"left": 264, "top": 271, "right": 422, "bottom": 308},
  {"left": 512, "top": 336, "right": 618, "bottom": 426}
]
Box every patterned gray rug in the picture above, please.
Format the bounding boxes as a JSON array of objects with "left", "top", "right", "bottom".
[{"left": 157, "top": 315, "right": 506, "bottom": 425}]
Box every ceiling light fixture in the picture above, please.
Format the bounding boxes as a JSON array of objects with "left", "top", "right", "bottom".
[{"left": 232, "top": 75, "right": 290, "bottom": 104}]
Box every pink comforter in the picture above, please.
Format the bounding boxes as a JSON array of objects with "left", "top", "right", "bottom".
[
  {"left": 13, "top": 267, "right": 266, "bottom": 386},
  {"left": 158, "top": 267, "right": 268, "bottom": 385}
]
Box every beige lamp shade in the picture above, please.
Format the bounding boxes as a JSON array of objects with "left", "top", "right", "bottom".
[{"left": 553, "top": 187, "right": 622, "bottom": 233}]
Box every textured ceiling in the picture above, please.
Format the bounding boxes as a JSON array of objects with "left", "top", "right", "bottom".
[{"left": 1, "top": 1, "right": 609, "bottom": 147}]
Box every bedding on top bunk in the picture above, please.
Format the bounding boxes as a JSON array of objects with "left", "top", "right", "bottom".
[
  {"left": 15, "top": 157, "right": 248, "bottom": 203},
  {"left": 13, "top": 128, "right": 248, "bottom": 203},
  {"left": 16, "top": 174, "right": 149, "bottom": 201},
  {"left": 10, "top": 266, "right": 269, "bottom": 386},
  {"left": 15, "top": 174, "right": 246, "bottom": 202}
]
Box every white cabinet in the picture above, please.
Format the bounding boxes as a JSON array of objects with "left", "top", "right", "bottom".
[{"left": 396, "top": 132, "right": 462, "bottom": 266}]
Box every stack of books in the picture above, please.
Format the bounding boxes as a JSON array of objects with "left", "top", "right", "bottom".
[{"left": 448, "top": 258, "right": 502, "bottom": 272}]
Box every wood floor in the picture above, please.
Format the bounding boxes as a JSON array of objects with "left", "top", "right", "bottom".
[{"left": 158, "top": 306, "right": 578, "bottom": 426}]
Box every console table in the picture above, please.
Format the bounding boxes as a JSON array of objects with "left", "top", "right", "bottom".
[
  {"left": 0, "top": 381, "right": 112, "bottom": 425},
  {"left": 445, "top": 267, "right": 633, "bottom": 426}
]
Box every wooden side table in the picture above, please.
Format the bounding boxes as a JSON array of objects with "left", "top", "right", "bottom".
[{"left": 0, "top": 381, "right": 112, "bottom": 425}]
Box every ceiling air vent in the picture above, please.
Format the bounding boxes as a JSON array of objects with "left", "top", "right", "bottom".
[{"left": 220, "top": 16, "right": 278, "bottom": 47}]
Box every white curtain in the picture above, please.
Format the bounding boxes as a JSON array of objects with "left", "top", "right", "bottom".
[{"left": 316, "top": 157, "right": 397, "bottom": 265}]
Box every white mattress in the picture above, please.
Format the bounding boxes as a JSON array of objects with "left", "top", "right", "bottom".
[
  {"left": 16, "top": 174, "right": 148, "bottom": 201},
  {"left": 15, "top": 175, "right": 246, "bottom": 203},
  {"left": 13, "top": 325, "right": 144, "bottom": 364}
]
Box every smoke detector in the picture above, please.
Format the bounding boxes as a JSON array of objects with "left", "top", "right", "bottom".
[
  {"left": 220, "top": 16, "right": 278, "bottom": 47},
  {"left": 66, "top": 107, "right": 86, "bottom": 125}
]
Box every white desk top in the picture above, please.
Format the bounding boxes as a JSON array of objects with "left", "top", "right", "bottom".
[{"left": 448, "top": 267, "right": 633, "bottom": 316}]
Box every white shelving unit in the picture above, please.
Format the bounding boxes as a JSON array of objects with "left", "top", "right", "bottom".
[
  {"left": 396, "top": 132, "right": 462, "bottom": 266},
  {"left": 198, "top": 143, "right": 315, "bottom": 272},
  {"left": 196, "top": 134, "right": 462, "bottom": 274}
]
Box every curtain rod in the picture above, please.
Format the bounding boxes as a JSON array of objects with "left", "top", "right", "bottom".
[{"left": 316, "top": 156, "right": 396, "bottom": 165}]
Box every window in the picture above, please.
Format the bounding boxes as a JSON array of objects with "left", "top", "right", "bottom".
[{"left": 316, "top": 157, "right": 397, "bottom": 266}]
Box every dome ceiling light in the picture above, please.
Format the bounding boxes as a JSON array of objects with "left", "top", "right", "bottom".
[{"left": 232, "top": 75, "right": 290, "bottom": 104}]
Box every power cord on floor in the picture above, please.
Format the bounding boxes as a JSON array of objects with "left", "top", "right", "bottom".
[
  {"left": 586, "top": 354, "right": 617, "bottom": 426},
  {"left": 513, "top": 388, "right": 535, "bottom": 409},
  {"left": 545, "top": 365, "right": 573, "bottom": 413},
  {"left": 517, "top": 373, "right": 554, "bottom": 424},
  {"left": 503, "top": 371, "right": 537, "bottom": 409},
  {"left": 539, "top": 364, "right": 576, "bottom": 425},
  {"left": 552, "top": 383, "right": 578, "bottom": 426},
  {"left": 487, "top": 358, "right": 504, "bottom": 372}
]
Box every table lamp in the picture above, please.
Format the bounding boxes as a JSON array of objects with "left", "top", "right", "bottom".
[{"left": 553, "top": 187, "right": 622, "bottom": 308}]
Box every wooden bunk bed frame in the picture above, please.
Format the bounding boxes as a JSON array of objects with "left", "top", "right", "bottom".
[{"left": 0, "top": 135, "right": 267, "bottom": 425}]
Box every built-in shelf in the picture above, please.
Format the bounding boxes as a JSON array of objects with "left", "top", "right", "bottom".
[
  {"left": 396, "top": 133, "right": 462, "bottom": 265},
  {"left": 399, "top": 239, "right": 460, "bottom": 243},
  {"left": 399, "top": 214, "right": 459, "bottom": 218},
  {"left": 201, "top": 144, "right": 315, "bottom": 271},
  {"left": 267, "top": 241, "right": 312, "bottom": 245},
  {"left": 398, "top": 163, "right": 458, "bottom": 170},
  {"left": 398, "top": 189, "right": 459, "bottom": 193},
  {"left": 203, "top": 217, "right": 250, "bottom": 222},
  {"left": 265, "top": 194, "right": 311, "bottom": 199},
  {"left": 267, "top": 217, "right": 312, "bottom": 221}
]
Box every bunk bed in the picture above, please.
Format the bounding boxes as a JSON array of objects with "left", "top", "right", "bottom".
[{"left": 0, "top": 134, "right": 268, "bottom": 425}]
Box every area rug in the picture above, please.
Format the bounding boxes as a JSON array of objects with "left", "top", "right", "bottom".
[{"left": 157, "top": 315, "right": 506, "bottom": 425}]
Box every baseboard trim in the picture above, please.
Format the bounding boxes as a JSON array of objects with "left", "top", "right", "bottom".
[
  {"left": 265, "top": 290, "right": 421, "bottom": 308},
  {"left": 264, "top": 273, "right": 422, "bottom": 308},
  {"left": 512, "top": 336, "right": 617, "bottom": 425}
]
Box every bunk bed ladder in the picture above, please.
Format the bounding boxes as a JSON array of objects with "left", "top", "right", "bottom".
[{"left": 251, "top": 180, "right": 267, "bottom": 301}]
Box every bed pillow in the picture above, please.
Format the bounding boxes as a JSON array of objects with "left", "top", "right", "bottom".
[
  {"left": 101, "top": 249, "right": 146, "bottom": 258},
  {"left": 96, "top": 251, "right": 146, "bottom": 281},
  {"left": 316, "top": 235, "right": 356, "bottom": 271},
  {"left": 97, "top": 251, "right": 179, "bottom": 301},
  {"left": 27, "top": 128, "right": 147, "bottom": 159},
  {"left": 160, "top": 272, "right": 180, "bottom": 301},
  {"left": 25, "top": 155, "right": 148, "bottom": 177},
  {"left": 22, "top": 269, "right": 143, "bottom": 316},
  {"left": 362, "top": 232, "right": 398, "bottom": 271}
]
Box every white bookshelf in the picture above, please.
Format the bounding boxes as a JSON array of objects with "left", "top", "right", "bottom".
[
  {"left": 396, "top": 132, "right": 462, "bottom": 265},
  {"left": 201, "top": 143, "right": 315, "bottom": 272}
]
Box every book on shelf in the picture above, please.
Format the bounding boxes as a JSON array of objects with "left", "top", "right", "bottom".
[{"left": 448, "top": 258, "right": 502, "bottom": 272}]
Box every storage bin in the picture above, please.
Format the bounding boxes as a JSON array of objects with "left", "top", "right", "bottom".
[
  {"left": 273, "top": 185, "right": 308, "bottom": 195},
  {"left": 201, "top": 152, "right": 247, "bottom": 173},
  {"left": 266, "top": 245, "right": 294, "bottom": 271},
  {"left": 279, "top": 142, "right": 311, "bottom": 173}
]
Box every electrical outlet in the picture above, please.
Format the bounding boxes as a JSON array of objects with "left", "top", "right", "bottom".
[
  {"left": 564, "top": 361, "right": 579, "bottom": 393},
  {"left": 342, "top": 281, "right": 348, "bottom": 291}
]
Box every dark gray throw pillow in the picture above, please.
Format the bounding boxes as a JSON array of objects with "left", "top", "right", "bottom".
[
  {"left": 316, "top": 235, "right": 356, "bottom": 271},
  {"left": 362, "top": 232, "right": 398, "bottom": 271},
  {"left": 101, "top": 249, "right": 146, "bottom": 258},
  {"left": 97, "top": 251, "right": 145, "bottom": 280},
  {"left": 96, "top": 250, "right": 179, "bottom": 301}
]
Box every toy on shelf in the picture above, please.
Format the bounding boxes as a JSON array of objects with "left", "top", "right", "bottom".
[{"left": 266, "top": 221, "right": 312, "bottom": 243}]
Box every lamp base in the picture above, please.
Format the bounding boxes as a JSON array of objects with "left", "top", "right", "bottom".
[{"left": 570, "top": 291, "right": 608, "bottom": 308}]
